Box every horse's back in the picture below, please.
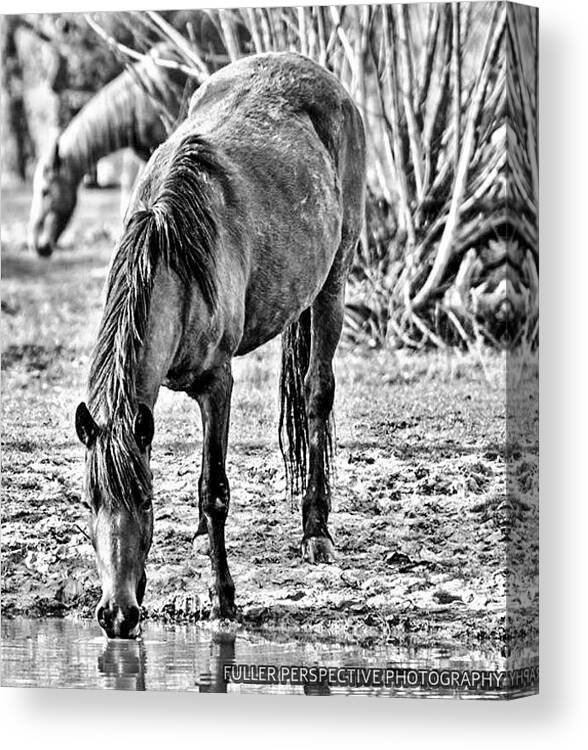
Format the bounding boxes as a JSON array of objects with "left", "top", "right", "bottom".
[
  {"left": 187, "top": 52, "right": 365, "bottom": 246},
  {"left": 188, "top": 52, "right": 364, "bottom": 165},
  {"left": 188, "top": 52, "right": 347, "bottom": 114}
]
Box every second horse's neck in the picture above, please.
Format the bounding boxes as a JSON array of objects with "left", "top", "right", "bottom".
[{"left": 58, "top": 71, "right": 155, "bottom": 184}]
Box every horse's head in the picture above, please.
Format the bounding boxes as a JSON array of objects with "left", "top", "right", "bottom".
[
  {"left": 75, "top": 402, "right": 155, "bottom": 639},
  {"left": 28, "top": 136, "right": 78, "bottom": 257}
]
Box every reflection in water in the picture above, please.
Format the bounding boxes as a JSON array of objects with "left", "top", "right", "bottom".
[
  {"left": 303, "top": 677, "right": 331, "bottom": 696},
  {"left": 1, "top": 618, "right": 538, "bottom": 698},
  {"left": 197, "top": 632, "right": 236, "bottom": 693},
  {"left": 98, "top": 639, "right": 147, "bottom": 691}
]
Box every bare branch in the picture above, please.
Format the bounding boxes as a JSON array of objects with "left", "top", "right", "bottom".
[{"left": 412, "top": 4, "right": 506, "bottom": 310}]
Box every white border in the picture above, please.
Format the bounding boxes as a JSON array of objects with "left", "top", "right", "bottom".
[{"left": 1, "top": 0, "right": 587, "bottom": 747}]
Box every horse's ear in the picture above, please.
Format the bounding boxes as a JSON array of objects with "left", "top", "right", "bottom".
[
  {"left": 51, "top": 138, "right": 61, "bottom": 171},
  {"left": 134, "top": 404, "right": 154, "bottom": 451},
  {"left": 75, "top": 402, "right": 98, "bottom": 448}
]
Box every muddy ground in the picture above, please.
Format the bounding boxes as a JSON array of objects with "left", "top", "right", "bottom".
[{"left": 1, "top": 184, "right": 538, "bottom": 655}]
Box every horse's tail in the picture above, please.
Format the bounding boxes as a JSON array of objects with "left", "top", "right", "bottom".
[
  {"left": 278, "top": 310, "right": 334, "bottom": 501},
  {"left": 279, "top": 309, "right": 311, "bottom": 500}
]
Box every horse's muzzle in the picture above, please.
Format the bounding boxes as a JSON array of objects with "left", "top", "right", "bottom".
[
  {"left": 35, "top": 242, "right": 55, "bottom": 258},
  {"left": 29, "top": 213, "right": 62, "bottom": 257},
  {"left": 97, "top": 601, "right": 141, "bottom": 639},
  {"left": 29, "top": 228, "right": 55, "bottom": 257}
]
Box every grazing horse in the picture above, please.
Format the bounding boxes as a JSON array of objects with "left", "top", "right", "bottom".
[
  {"left": 28, "top": 45, "right": 190, "bottom": 257},
  {"left": 75, "top": 52, "right": 366, "bottom": 638}
]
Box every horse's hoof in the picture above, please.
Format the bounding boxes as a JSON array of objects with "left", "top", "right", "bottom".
[
  {"left": 208, "top": 583, "right": 236, "bottom": 620},
  {"left": 301, "top": 536, "right": 336, "bottom": 564},
  {"left": 209, "top": 605, "right": 237, "bottom": 622},
  {"left": 209, "top": 597, "right": 236, "bottom": 621},
  {"left": 192, "top": 534, "right": 210, "bottom": 557}
]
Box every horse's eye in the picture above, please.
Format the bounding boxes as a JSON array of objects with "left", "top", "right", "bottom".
[
  {"left": 140, "top": 500, "right": 152, "bottom": 513},
  {"left": 41, "top": 188, "right": 50, "bottom": 198}
]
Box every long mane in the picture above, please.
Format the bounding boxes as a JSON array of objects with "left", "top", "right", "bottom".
[{"left": 87, "top": 134, "right": 228, "bottom": 509}]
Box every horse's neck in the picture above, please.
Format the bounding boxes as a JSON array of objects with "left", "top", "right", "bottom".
[
  {"left": 133, "top": 269, "right": 185, "bottom": 405},
  {"left": 90, "top": 258, "right": 184, "bottom": 423},
  {"left": 58, "top": 71, "right": 155, "bottom": 181}
]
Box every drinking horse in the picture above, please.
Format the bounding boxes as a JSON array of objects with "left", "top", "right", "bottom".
[
  {"left": 75, "top": 52, "right": 366, "bottom": 638},
  {"left": 28, "top": 45, "right": 190, "bottom": 257}
]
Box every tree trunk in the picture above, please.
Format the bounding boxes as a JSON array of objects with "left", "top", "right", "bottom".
[{"left": 1, "top": 16, "right": 34, "bottom": 180}]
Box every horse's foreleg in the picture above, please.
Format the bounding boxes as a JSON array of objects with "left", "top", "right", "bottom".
[
  {"left": 192, "top": 363, "right": 236, "bottom": 619},
  {"left": 301, "top": 279, "right": 346, "bottom": 564}
]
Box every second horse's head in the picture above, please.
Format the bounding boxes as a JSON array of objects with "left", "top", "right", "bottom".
[{"left": 29, "top": 136, "right": 78, "bottom": 257}]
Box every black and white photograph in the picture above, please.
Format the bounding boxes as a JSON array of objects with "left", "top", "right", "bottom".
[{"left": 1, "top": 1, "right": 538, "bottom": 699}]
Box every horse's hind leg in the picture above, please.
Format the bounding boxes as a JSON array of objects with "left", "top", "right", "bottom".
[
  {"left": 302, "top": 255, "right": 350, "bottom": 564},
  {"left": 191, "top": 362, "right": 236, "bottom": 619}
]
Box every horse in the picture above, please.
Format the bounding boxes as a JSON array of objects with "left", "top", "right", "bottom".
[
  {"left": 28, "top": 44, "right": 190, "bottom": 257},
  {"left": 75, "top": 52, "right": 366, "bottom": 638}
]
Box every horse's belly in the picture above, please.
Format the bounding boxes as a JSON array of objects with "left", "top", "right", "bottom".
[
  {"left": 236, "top": 223, "right": 341, "bottom": 355},
  {"left": 236, "top": 295, "right": 307, "bottom": 356}
]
